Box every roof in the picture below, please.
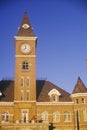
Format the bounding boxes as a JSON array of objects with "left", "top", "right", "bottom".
[
  {"left": 0, "top": 80, "right": 71, "bottom": 102},
  {"left": 36, "top": 80, "right": 71, "bottom": 102},
  {"left": 17, "top": 12, "right": 34, "bottom": 37},
  {"left": 72, "top": 77, "right": 87, "bottom": 94},
  {"left": 0, "top": 80, "right": 14, "bottom": 102}
]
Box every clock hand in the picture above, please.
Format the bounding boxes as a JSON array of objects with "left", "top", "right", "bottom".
[{"left": 24, "top": 45, "right": 26, "bottom": 50}]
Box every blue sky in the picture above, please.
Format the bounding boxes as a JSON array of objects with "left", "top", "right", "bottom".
[{"left": 0, "top": 0, "right": 87, "bottom": 93}]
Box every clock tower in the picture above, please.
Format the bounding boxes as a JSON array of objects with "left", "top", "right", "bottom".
[{"left": 14, "top": 12, "right": 37, "bottom": 102}]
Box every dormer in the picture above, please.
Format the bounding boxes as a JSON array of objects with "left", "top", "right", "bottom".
[{"left": 48, "top": 89, "right": 61, "bottom": 102}]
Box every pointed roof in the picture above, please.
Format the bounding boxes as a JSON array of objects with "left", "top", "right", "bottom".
[
  {"left": 17, "top": 12, "right": 34, "bottom": 37},
  {"left": 72, "top": 77, "right": 87, "bottom": 94}
]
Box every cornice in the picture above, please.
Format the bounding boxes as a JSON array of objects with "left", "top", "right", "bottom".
[
  {"left": 0, "top": 102, "right": 14, "bottom": 106},
  {"left": 14, "top": 36, "right": 37, "bottom": 41},
  {"left": 36, "top": 102, "right": 74, "bottom": 106},
  {"left": 15, "top": 55, "right": 36, "bottom": 58},
  {"left": 71, "top": 93, "right": 87, "bottom": 98}
]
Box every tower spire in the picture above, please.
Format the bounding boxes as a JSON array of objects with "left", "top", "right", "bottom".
[{"left": 17, "top": 12, "right": 34, "bottom": 37}]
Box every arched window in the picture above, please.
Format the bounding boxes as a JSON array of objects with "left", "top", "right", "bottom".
[
  {"left": 22, "top": 61, "right": 29, "bottom": 70},
  {"left": 64, "top": 111, "right": 71, "bottom": 122},
  {"left": 48, "top": 89, "right": 61, "bottom": 102},
  {"left": 26, "top": 90, "right": 30, "bottom": 101},
  {"left": 2, "top": 112, "right": 9, "bottom": 122},
  {"left": 41, "top": 111, "right": 48, "bottom": 121},
  {"left": 53, "top": 111, "right": 60, "bottom": 122},
  {"left": 20, "top": 90, "right": 24, "bottom": 101},
  {"left": 82, "top": 98, "right": 85, "bottom": 104},
  {"left": 52, "top": 95, "right": 57, "bottom": 102},
  {"left": 27, "top": 77, "right": 30, "bottom": 87},
  {"left": 21, "top": 109, "right": 28, "bottom": 123},
  {"left": 75, "top": 99, "right": 78, "bottom": 104},
  {"left": 20, "top": 77, "right": 24, "bottom": 87}
]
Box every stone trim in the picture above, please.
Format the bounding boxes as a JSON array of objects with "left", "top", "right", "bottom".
[
  {"left": 0, "top": 102, "right": 14, "bottom": 106},
  {"left": 71, "top": 93, "right": 87, "bottom": 98},
  {"left": 36, "top": 102, "right": 73, "bottom": 106},
  {"left": 14, "top": 36, "right": 37, "bottom": 41},
  {"left": 15, "top": 55, "right": 36, "bottom": 58}
]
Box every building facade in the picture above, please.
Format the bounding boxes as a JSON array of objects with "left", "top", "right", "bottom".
[{"left": 0, "top": 13, "right": 87, "bottom": 130}]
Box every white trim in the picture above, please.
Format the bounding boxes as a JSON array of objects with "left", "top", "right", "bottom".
[
  {"left": 14, "top": 36, "right": 37, "bottom": 41},
  {"left": 15, "top": 55, "right": 36, "bottom": 58},
  {"left": 48, "top": 89, "right": 61, "bottom": 96},
  {"left": 71, "top": 93, "right": 87, "bottom": 98},
  {"left": 0, "top": 102, "right": 14, "bottom": 106},
  {"left": 36, "top": 102, "right": 74, "bottom": 106}
]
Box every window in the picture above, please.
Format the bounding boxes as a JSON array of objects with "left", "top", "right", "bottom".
[
  {"left": 22, "top": 61, "right": 29, "bottom": 70},
  {"left": 64, "top": 111, "right": 71, "bottom": 122},
  {"left": 82, "top": 98, "right": 85, "bottom": 104},
  {"left": 21, "top": 109, "right": 28, "bottom": 123},
  {"left": 52, "top": 95, "right": 57, "bottom": 102},
  {"left": 20, "top": 90, "right": 24, "bottom": 101},
  {"left": 41, "top": 111, "right": 48, "bottom": 122},
  {"left": 27, "top": 91, "right": 30, "bottom": 101},
  {"left": 75, "top": 99, "right": 78, "bottom": 104},
  {"left": 27, "top": 77, "right": 30, "bottom": 87},
  {"left": 53, "top": 112, "right": 60, "bottom": 122},
  {"left": 21, "top": 77, "right": 24, "bottom": 87},
  {"left": 48, "top": 89, "right": 61, "bottom": 102},
  {"left": 2, "top": 112, "right": 9, "bottom": 122}
]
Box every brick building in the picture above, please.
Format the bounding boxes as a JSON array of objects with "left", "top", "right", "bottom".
[{"left": 0, "top": 12, "right": 87, "bottom": 130}]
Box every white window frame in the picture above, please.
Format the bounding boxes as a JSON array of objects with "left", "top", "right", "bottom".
[
  {"left": 21, "top": 109, "right": 29, "bottom": 123},
  {"left": 52, "top": 94, "right": 57, "bottom": 102},
  {"left": 2, "top": 112, "right": 9, "bottom": 122},
  {"left": 41, "top": 111, "right": 48, "bottom": 121},
  {"left": 64, "top": 111, "right": 71, "bottom": 122},
  {"left": 53, "top": 111, "right": 60, "bottom": 122}
]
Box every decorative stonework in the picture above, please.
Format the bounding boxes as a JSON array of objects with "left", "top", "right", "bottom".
[
  {"left": 0, "top": 102, "right": 14, "bottom": 106},
  {"left": 48, "top": 89, "right": 61, "bottom": 96}
]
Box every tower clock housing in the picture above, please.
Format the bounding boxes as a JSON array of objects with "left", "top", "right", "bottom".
[{"left": 14, "top": 13, "right": 37, "bottom": 102}]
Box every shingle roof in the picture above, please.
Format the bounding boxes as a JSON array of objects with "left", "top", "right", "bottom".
[
  {"left": 0, "top": 80, "right": 14, "bottom": 102},
  {"left": 17, "top": 12, "right": 34, "bottom": 37},
  {"left": 36, "top": 80, "right": 71, "bottom": 102},
  {"left": 72, "top": 77, "right": 87, "bottom": 94},
  {"left": 0, "top": 80, "right": 71, "bottom": 102}
]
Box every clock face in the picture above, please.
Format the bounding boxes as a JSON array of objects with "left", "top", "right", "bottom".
[{"left": 21, "top": 44, "right": 30, "bottom": 53}]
